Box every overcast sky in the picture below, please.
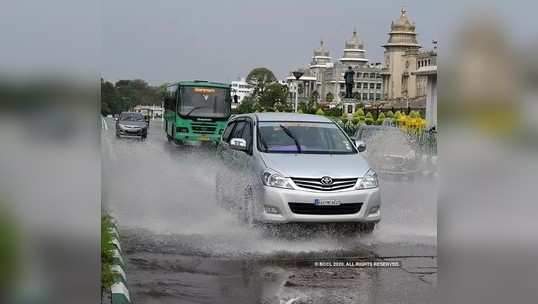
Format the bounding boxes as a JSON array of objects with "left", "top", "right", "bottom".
[
  {"left": 99, "top": 0, "right": 535, "bottom": 85},
  {"left": 101, "top": 1, "right": 451, "bottom": 85}
]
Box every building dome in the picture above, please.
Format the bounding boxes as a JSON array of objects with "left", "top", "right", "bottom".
[
  {"left": 345, "top": 29, "right": 364, "bottom": 50},
  {"left": 340, "top": 29, "right": 368, "bottom": 66},
  {"left": 313, "top": 40, "right": 330, "bottom": 57},
  {"left": 391, "top": 8, "right": 416, "bottom": 32},
  {"left": 384, "top": 8, "right": 420, "bottom": 48}
]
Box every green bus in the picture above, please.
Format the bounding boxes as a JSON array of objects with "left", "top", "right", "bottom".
[{"left": 163, "top": 80, "right": 232, "bottom": 144}]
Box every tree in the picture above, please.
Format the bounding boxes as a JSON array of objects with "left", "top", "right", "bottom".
[
  {"left": 100, "top": 78, "right": 162, "bottom": 115},
  {"left": 310, "top": 91, "right": 319, "bottom": 104},
  {"left": 258, "top": 82, "right": 288, "bottom": 111},
  {"left": 246, "top": 67, "right": 277, "bottom": 97},
  {"left": 376, "top": 112, "right": 386, "bottom": 125},
  {"left": 236, "top": 96, "right": 255, "bottom": 113},
  {"left": 326, "top": 92, "right": 334, "bottom": 103}
]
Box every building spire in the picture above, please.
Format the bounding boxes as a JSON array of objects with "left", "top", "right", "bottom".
[{"left": 401, "top": 7, "right": 407, "bottom": 16}]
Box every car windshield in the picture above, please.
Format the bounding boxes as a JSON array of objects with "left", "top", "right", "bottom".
[
  {"left": 258, "top": 122, "right": 356, "bottom": 154},
  {"left": 120, "top": 113, "right": 144, "bottom": 121},
  {"left": 179, "top": 86, "right": 231, "bottom": 119}
]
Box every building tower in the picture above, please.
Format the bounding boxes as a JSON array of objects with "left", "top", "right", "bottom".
[
  {"left": 382, "top": 8, "right": 421, "bottom": 100},
  {"left": 340, "top": 29, "right": 368, "bottom": 68},
  {"left": 310, "top": 40, "right": 331, "bottom": 103}
]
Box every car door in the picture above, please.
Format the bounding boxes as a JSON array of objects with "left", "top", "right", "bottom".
[
  {"left": 225, "top": 119, "right": 254, "bottom": 204},
  {"left": 216, "top": 120, "right": 237, "bottom": 202}
]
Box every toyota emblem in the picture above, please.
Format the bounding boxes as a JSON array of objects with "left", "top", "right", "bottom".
[{"left": 320, "top": 176, "right": 333, "bottom": 185}]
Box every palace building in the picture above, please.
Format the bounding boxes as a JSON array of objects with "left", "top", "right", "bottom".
[
  {"left": 287, "top": 30, "right": 383, "bottom": 113},
  {"left": 286, "top": 8, "right": 437, "bottom": 114},
  {"left": 381, "top": 8, "right": 437, "bottom": 109}
]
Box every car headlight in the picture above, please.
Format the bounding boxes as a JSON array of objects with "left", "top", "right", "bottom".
[
  {"left": 356, "top": 169, "right": 378, "bottom": 189},
  {"left": 262, "top": 169, "right": 294, "bottom": 189}
]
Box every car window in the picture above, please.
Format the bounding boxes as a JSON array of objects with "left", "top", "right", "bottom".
[
  {"left": 222, "top": 121, "right": 236, "bottom": 142},
  {"left": 231, "top": 121, "right": 246, "bottom": 139},
  {"left": 241, "top": 121, "right": 253, "bottom": 151}
]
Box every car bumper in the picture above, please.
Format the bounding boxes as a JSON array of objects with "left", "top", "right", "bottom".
[
  {"left": 258, "top": 186, "right": 381, "bottom": 224},
  {"left": 175, "top": 133, "right": 220, "bottom": 143},
  {"left": 117, "top": 128, "right": 146, "bottom": 136}
]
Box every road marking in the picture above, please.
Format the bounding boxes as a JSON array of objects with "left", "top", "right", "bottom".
[{"left": 102, "top": 116, "right": 108, "bottom": 130}]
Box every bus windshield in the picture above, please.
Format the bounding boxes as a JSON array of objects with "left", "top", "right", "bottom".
[{"left": 179, "top": 86, "right": 231, "bottom": 119}]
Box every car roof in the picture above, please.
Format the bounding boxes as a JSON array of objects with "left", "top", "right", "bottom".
[{"left": 251, "top": 112, "right": 333, "bottom": 123}]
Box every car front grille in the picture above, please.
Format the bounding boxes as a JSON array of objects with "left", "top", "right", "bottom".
[
  {"left": 290, "top": 177, "right": 358, "bottom": 191},
  {"left": 288, "top": 202, "right": 362, "bottom": 215},
  {"left": 191, "top": 122, "right": 216, "bottom": 134}
]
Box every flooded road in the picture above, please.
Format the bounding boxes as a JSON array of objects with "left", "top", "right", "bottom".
[{"left": 102, "top": 118, "right": 436, "bottom": 303}]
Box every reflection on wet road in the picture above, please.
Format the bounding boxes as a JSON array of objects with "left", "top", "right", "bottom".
[{"left": 102, "top": 118, "right": 436, "bottom": 303}]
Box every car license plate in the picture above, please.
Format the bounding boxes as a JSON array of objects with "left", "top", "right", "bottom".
[
  {"left": 199, "top": 135, "right": 210, "bottom": 141},
  {"left": 314, "top": 199, "right": 341, "bottom": 206}
]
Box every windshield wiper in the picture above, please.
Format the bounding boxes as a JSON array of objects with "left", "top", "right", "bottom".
[
  {"left": 184, "top": 106, "right": 211, "bottom": 117},
  {"left": 279, "top": 124, "right": 301, "bottom": 153}
]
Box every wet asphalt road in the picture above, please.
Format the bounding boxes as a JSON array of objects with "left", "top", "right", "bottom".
[{"left": 101, "top": 117, "right": 437, "bottom": 304}]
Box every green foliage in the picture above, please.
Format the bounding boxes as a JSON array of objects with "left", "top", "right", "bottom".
[
  {"left": 394, "top": 110, "right": 403, "bottom": 119},
  {"left": 258, "top": 83, "right": 289, "bottom": 112},
  {"left": 310, "top": 91, "right": 320, "bottom": 104},
  {"left": 315, "top": 108, "right": 325, "bottom": 115},
  {"left": 410, "top": 110, "right": 420, "bottom": 118},
  {"left": 101, "top": 78, "right": 162, "bottom": 116},
  {"left": 246, "top": 67, "right": 277, "bottom": 97},
  {"left": 325, "top": 92, "right": 334, "bottom": 103},
  {"left": 386, "top": 110, "right": 394, "bottom": 118},
  {"left": 101, "top": 214, "right": 115, "bottom": 293},
  {"left": 365, "top": 111, "right": 373, "bottom": 119},
  {"left": 298, "top": 101, "right": 316, "bottom": 114},
  {"left": 0, "top": 203, "right": 19, "bottom": 291},
  {"left": 236, "top": 96, "right": 255, "bottom": 113},
  {"left": 365, "top": 117, "right": 374, "bottom": 125},
  {"left": 376, "top": 112, "right": 386, "bottom": 125},
  {"left": 324, "top": 106, "right": 342, "bottom": 117},
  {"left": 353, "top": 108, "right": 365, "bottom": 118}
]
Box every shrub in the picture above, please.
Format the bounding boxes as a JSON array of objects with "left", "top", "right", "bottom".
[
  {"left": 378, "top": 112, "right": 386, "bottom": 120},
  {"left": 386, "top": 110, "right": 394, "bottom": 118},
  {"left": 410, "top": 110, "right": 420, "bottom": 118},
  {"left": 394, "top": 111, "right": 402, "bottom": 119},
  {"left": 353, "top": 108, "right": 365, "bottom": 118},
  {"left": 365, "top": 117, "right": 374, "bottom": 125},
  {"left": 315, "top": 108, "right": 325, "bottom": 115},
  {"left": 365, "top": 112, "right": 373, "bottom": 119}
]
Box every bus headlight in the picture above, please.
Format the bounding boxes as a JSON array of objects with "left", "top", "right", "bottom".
[{"left": 356, "top": 169, "right": 378, "bottom": 189}]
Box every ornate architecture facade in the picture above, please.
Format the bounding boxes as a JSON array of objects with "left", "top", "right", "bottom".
[
  {"left": 286, "top": 30, "right": 383, "bottom": 113},
  {"left": 286, "top": 8, "right": 437, "bottom": 113},
  {"left": 381, "top": 8, "right": 437, "bottom": 109}
]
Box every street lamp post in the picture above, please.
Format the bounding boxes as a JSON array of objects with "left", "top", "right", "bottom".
[{"left": 292, "top": 70, "right": 304, "bottom": 112}]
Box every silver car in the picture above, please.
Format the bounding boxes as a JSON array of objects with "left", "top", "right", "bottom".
[{"left": 215, "top": 113, "right": 381, "bottom": 233}]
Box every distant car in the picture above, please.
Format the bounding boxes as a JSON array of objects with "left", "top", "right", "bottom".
[
  {"left": 215, "top": 112, "right": 381, "bottom": 233},
  {"left": 115, "top": 112, "right": 148, "bottom": 139},
  {"left": 353, "top": 125, "right": 419, "bottom": 175}
]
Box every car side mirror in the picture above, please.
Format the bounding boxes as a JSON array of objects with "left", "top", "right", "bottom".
[
  {"left": 230, "top": 138, "right": 247, "bottom": 151},
  {"left": 355, "top": 140, "right": 366, "bottom": 152},
  {"left": 114, "top": 117, "right": 119, "bottom": 121}
]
